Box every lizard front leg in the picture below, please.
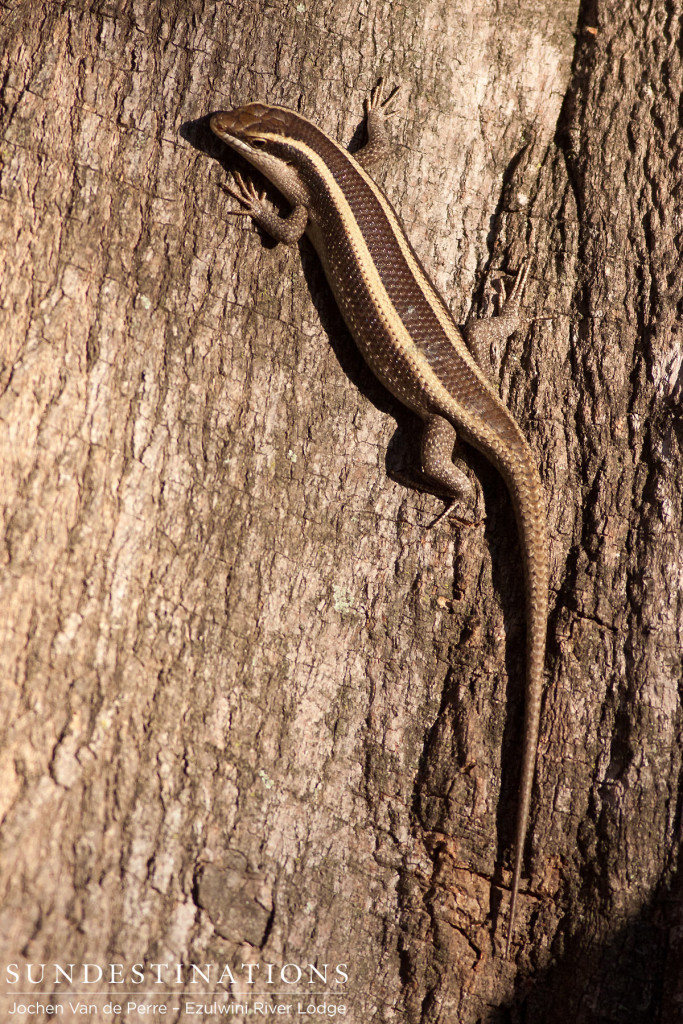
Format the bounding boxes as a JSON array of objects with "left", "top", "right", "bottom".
[
  {"left": 221, "top": 171, "right": 309, "bottom": 246},
  {"left": 354, "top": 79, "right": 401, "bottom": 171}
]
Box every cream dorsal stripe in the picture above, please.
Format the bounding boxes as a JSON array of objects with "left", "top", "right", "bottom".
[
  {"left": 260, "top": 119, "right": 484, "bottom": 360},
  {"left": 253, "top": 129, "right": 495, "bottom": 428}
]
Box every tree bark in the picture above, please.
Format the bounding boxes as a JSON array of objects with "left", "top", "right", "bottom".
[{"left": 0, "top": 0, "right": 680, "bottom": 1022}]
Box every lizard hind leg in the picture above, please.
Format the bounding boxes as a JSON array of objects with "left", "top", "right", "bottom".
[
  {"left": 421, "top": 414, "right": 475, "bottom": 504},
  {"left": 464, "top": 260, "right": 532, "bottom": 376}
]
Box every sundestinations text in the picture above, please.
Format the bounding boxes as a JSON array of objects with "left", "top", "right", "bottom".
[{"left": 4, "top": 962, "right": 348, "bottom": 987}]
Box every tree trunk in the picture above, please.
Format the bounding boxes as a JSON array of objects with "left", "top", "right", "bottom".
[{"left": 0, "top": 0, "right": 680, "bottom": 1021}]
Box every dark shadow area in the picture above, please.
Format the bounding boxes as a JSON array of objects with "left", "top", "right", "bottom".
[{"left": 509, "top": 867, "right": 680, "bottom": 1024}]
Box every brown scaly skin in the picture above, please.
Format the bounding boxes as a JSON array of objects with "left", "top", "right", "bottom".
[{"left": 209, "top": 82, "right": 549, "bottom": 959}]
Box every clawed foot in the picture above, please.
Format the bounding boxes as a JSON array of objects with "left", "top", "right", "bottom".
[
  {"left": 365, "top": 77, "right": 402, "bottom": 119},
  {"left": 498, "top": 258, "right": 532, "bottom": 318},
  {"left": 427, "top": 500, "right": 481, "bottom": 529},
  {"left": 220, "top": 170, "right": 268, "bottom": 216}
]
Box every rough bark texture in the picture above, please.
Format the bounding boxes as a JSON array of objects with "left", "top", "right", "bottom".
[{"left": 0, "top": 0, "right": 681, "bottom": 1022}]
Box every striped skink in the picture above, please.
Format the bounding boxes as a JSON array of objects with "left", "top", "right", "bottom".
[{"left": 209, "top": 83, "right": 549, "bottom": 958}]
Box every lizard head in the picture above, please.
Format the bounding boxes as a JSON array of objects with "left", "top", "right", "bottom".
[
  {"left": 209, "top": 104, "right": 320, "bottom": 204},
  {"left": 210, "top": 104, "right": 303, "bottom": 168},
  {"left": 210, "top": 104, "right": 288, "bottom": 147}
]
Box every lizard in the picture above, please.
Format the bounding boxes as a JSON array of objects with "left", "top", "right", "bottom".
[{"left": 208, "top": 81, "right": 549, "bottom": 958}]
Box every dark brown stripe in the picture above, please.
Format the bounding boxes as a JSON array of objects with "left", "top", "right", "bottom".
[{"left": 261, "top": 112, "right": 525, "bottom": 452}]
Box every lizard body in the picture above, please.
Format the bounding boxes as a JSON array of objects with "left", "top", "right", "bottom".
[{"left": 209, "top": 84, "right": 549, "bottom": 957}]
